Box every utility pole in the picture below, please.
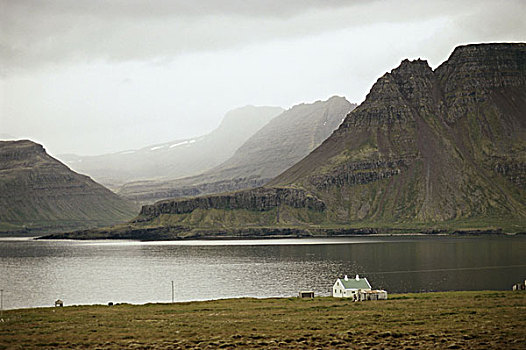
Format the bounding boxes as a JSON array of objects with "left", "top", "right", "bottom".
[
  {"left": 1, "top": 289, "right": 3, "bottom": 321},
  {"left": 171, "top": 281, "right": 174, "bottom": 303}
]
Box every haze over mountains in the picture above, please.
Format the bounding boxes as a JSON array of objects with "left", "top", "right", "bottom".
[
  {"left": 4, "top": 43, "right": 525, "bottom": 239},
  {"left": 0, "top": 140, "right": 136, "bottom": 234},
  {"left": 60, "top": 106, "right": 283, "bottom": 189},
  {"left": 48, "top": 43, "right": 526, "bottom": 240},
  {"left": 119, "top": 96, "right": 356, "bottom": 203}
]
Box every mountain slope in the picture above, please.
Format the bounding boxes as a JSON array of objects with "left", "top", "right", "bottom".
[
  {"left": 0, "top": 140, "right": 137, "bottom": 234},
  {"left": 46, "top": 43, "right": 526, "bottom": 240},
  {"left": 269, "top": 43, "right": 526, "bottom": 227},
  {"left": 60, "top": 106, "right": 284, "bottom": 189},
  {"left": 118, "top": 96, "right": 355, "bottom": 203}
]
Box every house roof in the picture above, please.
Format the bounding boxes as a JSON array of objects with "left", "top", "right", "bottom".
[{"left": 337, "top": 275, "right": 371, "bottom": 290}]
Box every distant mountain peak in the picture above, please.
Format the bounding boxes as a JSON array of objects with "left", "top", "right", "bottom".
[
  {"left": 0, "top": 140, "right": 48, "bottom": 170},
  {"left": 118, "top": 96, "right": 356, "bottom": 203},
  {"left": 397, "top": 58, "right": 431, "bottom": 70},
  {"left": 0, "top": 140, "right": 137, "bottom": 234},
  {"left": 325, "top": 95, "right": 348, "bottom": 103},
  {"left": 59, "top": 106, "right": 284, "bottom": 188}
]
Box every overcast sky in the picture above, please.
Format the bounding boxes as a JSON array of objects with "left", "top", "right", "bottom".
[{"left": 1, "top": 0, "right": 525, "bottom": 156}]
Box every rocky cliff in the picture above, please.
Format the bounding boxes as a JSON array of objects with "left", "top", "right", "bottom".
[
  {"left": 138, "top": 187, "right": 325, "bottom": 218},
  {"left": 45, "top": 43, "right": 526, "bottom": 240},
  {"left": 0, "top": 140, "right": 137, "bottom": 234},
  {"left": 271, "top": 43, "right": 526, "bottom": 226},
  {"left": 119, "top": 97, "right": 355, "bottom": 203}
]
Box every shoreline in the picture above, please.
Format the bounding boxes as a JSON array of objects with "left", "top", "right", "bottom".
[
  {"left": 38, "top": 231, "right": 522, "bottom": 242},
  {"left": 34, "top": 225, "right": 523, "bottom": 241},
  {"left": 1, "top": 289, "right": 521, "bottom": 312}
]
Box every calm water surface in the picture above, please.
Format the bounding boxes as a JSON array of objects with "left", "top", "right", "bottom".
[{"left": 0, "top": 236, "right": 525, "bottom": 309}]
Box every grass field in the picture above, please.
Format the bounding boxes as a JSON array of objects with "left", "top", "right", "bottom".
[{"left": 1, "top": 291, "right": 525, "bottom": 349}]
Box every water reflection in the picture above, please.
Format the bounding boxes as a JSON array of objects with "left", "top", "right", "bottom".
[{"left": 0, "top": 236, "right": 524, "bottom": 309}]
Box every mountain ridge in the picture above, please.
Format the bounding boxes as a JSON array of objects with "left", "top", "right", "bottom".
[
  {"left": 270, "top": 43, "right": 526, "bottom": 224},
  {"left": 118, "top": 96, "right": 355, "bottom": 203},
  {"left": 43, "top": 43, "right": 526, "bottom": 240},
  {"left": 60, "top": 105, "right": 284, "bottom": 189}
]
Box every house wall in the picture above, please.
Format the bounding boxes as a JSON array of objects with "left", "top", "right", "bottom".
[
  {"left": 332, "top": 281, "right": 359, "bottom": 299},
  {"left": 332, "top": 281, "right": 343, "bottom": 297},
  {"left": 343, "top": 289, "right": 359, "bottom": 299}
]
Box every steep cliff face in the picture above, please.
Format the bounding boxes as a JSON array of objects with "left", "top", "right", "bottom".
[
  {"left": 45, "top": 43, "right": 526, "bottom": 239},
  {"left": 271, "top": 43, "right": 526, "bottom": 225},
  {"left": 119, "top": 96, "right": 355, "bottom": 203},
  {"left": 0, "top": 140, "right": 137, "bottom": 234},
  {"left": 138, "top": 187, "right": 325, "bottom": 219}
]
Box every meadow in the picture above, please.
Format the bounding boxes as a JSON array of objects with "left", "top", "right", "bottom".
[{"left": 1, "top": 290, "right": 525, "bottom": 349}]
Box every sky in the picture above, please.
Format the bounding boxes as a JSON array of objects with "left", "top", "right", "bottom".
[{"left": 1, "top": 0, "right": 525, "bottom": 156}]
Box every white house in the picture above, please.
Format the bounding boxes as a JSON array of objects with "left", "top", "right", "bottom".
[
  {"left": 332, "top": 274, "right": 371, "bottom": 298},
  {"left": 332, "top": 274, "right": 388, "bottom": 301}
]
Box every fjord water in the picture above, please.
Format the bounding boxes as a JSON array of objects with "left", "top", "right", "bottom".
[{"left": 0, "top": 236, "right": 525, "bottom": 310}]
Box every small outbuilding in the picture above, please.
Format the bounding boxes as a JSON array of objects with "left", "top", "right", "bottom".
[
  {"left": 298, "top": 291, "right": 315, "bottom": 298},
  {"left": 54, "top": 299, "right": 63, "bottom": 307},
  {"left": 358, "top": 289, "right": 388, "bottom": 301},
  {"left": 512, "top": 280, "right": 526, "bottom": 291}
]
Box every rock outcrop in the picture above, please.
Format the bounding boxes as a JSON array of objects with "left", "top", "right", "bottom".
[{"left": 138, "top": 187, "right": 326, "bottom": 218}]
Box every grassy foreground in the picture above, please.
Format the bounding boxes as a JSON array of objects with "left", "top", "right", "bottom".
[{"left": 1, "top": 291, "right": 525, "bottom": 349}]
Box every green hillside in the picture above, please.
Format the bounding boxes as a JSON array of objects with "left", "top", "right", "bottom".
[{"left": 0, "top": 140, "right": 137, "bottom": 234}]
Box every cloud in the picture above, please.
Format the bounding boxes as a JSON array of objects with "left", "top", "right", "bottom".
[
  {"left": 2, "top": 0, "right": 353, "bottom": 19},
  {"left": 0, "top": 0, "right": 357, "bottom": 74},
  {"left": 4, "top": 0, "right": 523, "bottom": 76},
  {"left": 1, "top": 0, "right": 525, "bottom": 155}
]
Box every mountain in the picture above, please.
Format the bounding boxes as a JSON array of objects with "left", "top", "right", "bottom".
[
  {"left": 0, "top": 140, "right": 137, "bottom": 234},
  {"left": 45, "top": 43, "right": 526, "bottom": 240},
  {"left": 269, "top": 43, "right": 526, "bottom": 228},
  {"left": 60, "top": 106, "right": 284, "bottom": 189},
  {"left": 118, "top": 96, "right": 356, "bottom": 203}
]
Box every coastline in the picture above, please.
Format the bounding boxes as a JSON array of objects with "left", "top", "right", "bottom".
[
  {"left": 35, "top": 225, "right": 520, "bottom": 241},
  {"left": 1, "top": 289, "right": 523, "bottom": 312}
]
